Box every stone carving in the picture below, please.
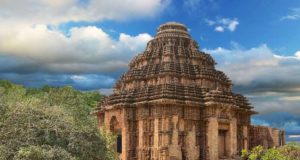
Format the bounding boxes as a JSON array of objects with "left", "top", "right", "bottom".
[{"left": 93, "top": 22, "right": 285, "bottom": 160}]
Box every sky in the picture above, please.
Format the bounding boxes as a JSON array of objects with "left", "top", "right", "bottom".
[{"left": 0, "top": 0, "right": 299, "bottom": 141}]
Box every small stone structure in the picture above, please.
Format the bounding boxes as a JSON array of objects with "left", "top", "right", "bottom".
[
  {"left": 94, "top": 22, "right": 285, "bottom": 160},
  {"left": 249, "top": 126, "right": 285, "bottom": 149}
]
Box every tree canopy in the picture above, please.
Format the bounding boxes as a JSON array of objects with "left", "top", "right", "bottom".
[{"left": 0, "top": 80, "right": 116, "bottom": 160}]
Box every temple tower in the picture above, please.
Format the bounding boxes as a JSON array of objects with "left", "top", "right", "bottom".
[{"left": 94, "top": 22, "right": 282, "bottom": 160}]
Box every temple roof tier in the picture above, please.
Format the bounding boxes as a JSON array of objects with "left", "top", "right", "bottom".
[{"left": 97, "top": 22, "right": 253, "bottom": 112}]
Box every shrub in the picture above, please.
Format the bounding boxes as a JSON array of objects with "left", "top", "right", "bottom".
[{"left": 241, "top": 143, "right": 300, "bottom": 160}]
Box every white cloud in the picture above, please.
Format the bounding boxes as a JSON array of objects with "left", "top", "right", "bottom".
[
  {"left": 100, "top": 88, "right": 114, "bottom": 96},
  {"left": 281, "top": 8, "right": 300, "bottom": 21},
  {"left": 71, "top": 75, "right": 86, "bottom": 81},
  {"left": 0, "top": 0, "right": 170, "bottom": 25},
  {"left": 119, "top": 33, "right": 153, "bottom": 51},
  {"left": 205, "top": 19, "right": 216, "bottom": 26},
  {"left": 289, "top": 135, "right": 300, "bottom": 138},
  {"left": 0, "top": 0, "right": 162, "bottom": 74},
  {"left": 204, "top": 44, "right": 300, "bottom": 115},
  {"left": 273, "top": 50, "right": 300, "bottom": 60},
  {"left": 204, "top": 44, "right": 300, "bottom": 85},
  {"left": 206, "top": 17, "right": 239, "bottom": 32},
  {"left": 70, "top": 74, "right": 115, "bottom": 90},
  {"left": 280, "top": 96, "right": 300, "bottom": 101},
  {"left": 0, "top": 0, "right": 157, "bottom": 89},
  {"left": 295, "top": 51, "right": 300, "bottom": 59},
  {"left": 183, "top": 0, "right": 201, "bottom": 12},
  {"left": 0, "top": 25, "right": 153, "bottom": 74},
  {"left": 227, "top": 20, "right": 239, "bottom": 31},
  {"left": 252, "top": 97, "right": 300, "bottom": 115},
  {"left": 215, "top": 26, "right": 224, "bottom": 32},
  {"left": 204, "top": 44, "right": 279, "bottom": 85}
]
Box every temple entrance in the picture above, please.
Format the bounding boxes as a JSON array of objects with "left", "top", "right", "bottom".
[
  {"left": 218, "top": 130, "right": 227, "bottom": 157},
  {"left": 181, "top": 149, "right": 187, "bottom": 160},
  {"left": 117, "top": 134, "right": 122, "bottom": 153},
  {"left": 110, "top": 116, "right": 122, "bottom": 153}
]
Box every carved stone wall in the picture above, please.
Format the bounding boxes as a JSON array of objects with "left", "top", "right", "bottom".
[
  {"left": 94, "top": 22, "right": 285, "bottom": 160},
  {"left": 249, "top": 126, "right": 285, "bottom": 149}
]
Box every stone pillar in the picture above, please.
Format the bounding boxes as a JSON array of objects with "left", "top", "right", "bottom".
[
  {"left": 243, "top": 125, "right": 248, "bottom": 150},
  {"left": 207, "top": 117, "right": 218, "bottom": 160},
  {"left": 138, "top": 120, "right": 144, "bottom": 159},
  {"left": 168, "top": 116, "right": 181, "bottom": 159},
  {"left": 186, "top": 126, "right": 199, "bottom": 159},
  {"left": 154, "top": 118, "right": 159, "bottom": 159},
  {"left": 272, "top": 129, "right": 280, "bottom": 147},
  {"left": 228, "top": 118, "right": 237, "bottom": 158},
  {"left": 282, "top": 131, "right": 286, "bottom": 146},
  {"left": 121, "top": 108, "right": 128, "bottom": 160},
  {"left": 162, "top": 118, "right": 167, "bottom": 146}
]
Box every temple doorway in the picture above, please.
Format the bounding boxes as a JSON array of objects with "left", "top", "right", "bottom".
[
  {"left": 116, "top": 134, "right": 122, "bottom": 153},
  {"left": 218, "top": 130, "right": 227, "bottom": 157},
  {"left": 110, "top": 116, "right": 122, "bottom": 153}
]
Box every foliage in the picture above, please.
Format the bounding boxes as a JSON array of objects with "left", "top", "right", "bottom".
[
  {"left": 99, "top": 129, "right": 120, "bottom": 160},
  {"left": 241, "top": 143, "right": 300, "bottom": 160},
  {"left": 279, "top": 142, "right": 300, "bottom": 159},
  {"left": 0, "top": 80, "right": 116, "bottom": 160},
  {"left": 14, "top": 145, "right": 76, "bottom": 160},
  {"left": 249, "top": 145, "right": 264, "bottom": 160}
]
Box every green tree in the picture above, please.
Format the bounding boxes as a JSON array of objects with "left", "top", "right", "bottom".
[
  {"left": 0, "top": 80, "right": 116, "bottom": 160},
  {"left": 14, "top": 145, "right": 76, "bottom": 160}
]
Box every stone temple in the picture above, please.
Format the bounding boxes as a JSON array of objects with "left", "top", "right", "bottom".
[{"left": 94, "top": 22, "right": 285, "bottom": 160}]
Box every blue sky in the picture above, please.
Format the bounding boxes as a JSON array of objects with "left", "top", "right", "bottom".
[{"left": 0, "top": 0, "right": 300, "bottom": 141}]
